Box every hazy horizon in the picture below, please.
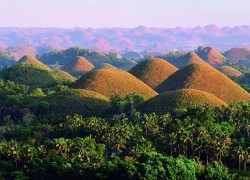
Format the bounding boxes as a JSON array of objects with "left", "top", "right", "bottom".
[
  {"left": 0, "top": 24, "right": 250, "bottom": 29},
  {"left": 0, "top": 0, "right": 250, "bottom": 28}
]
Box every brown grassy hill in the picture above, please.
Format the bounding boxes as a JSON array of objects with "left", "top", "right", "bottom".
[
  {"left": 196, "top": 46, "right": 227, "bottom": 66},
  {"left": 94, "top": 63, "right": 117, "bottom": 70},
  {"left": 71, "top": 68, "right": 158, "bottom": 99},
  {"left": 217, "top": 66, "right": 243, "bottom": 78},
  {"left": 129, "top": 57, "right": 178, "bottom": 88},
  {"left": 18, "top": 55, "right": 51, "bottom": 71},
  {"left": 224, "top": 48, "right": 250, "bottom": 62},
  {"left": 155, "top": 63, "right": 250, "bottom": 103},
  {"left": 141, "top": 89, "right": 227, "bottom": 114},
  {"left": 38, "top": 89, "right": 110, "bottom": 117},
  {"left": 61, "top": 56, "right": 95, "bottom": 75},
  {"left": 173, "top": 52, "right": 206, "bottom": 69}
]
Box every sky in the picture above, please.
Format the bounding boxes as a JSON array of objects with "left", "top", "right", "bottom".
[{"left": 0, "top": 0, "right": 249, "bottom": 28}]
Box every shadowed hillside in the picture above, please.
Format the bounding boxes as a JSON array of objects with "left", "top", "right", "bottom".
[
  {"left": 129, "top": 57, "right": 178, "bottom": 88},
  {"left": 155, "top": 63, "right": 250, "bottom": 103},
  {"left": 173, "top": 52, "right": 206, "bottom": 69},
  {"left": 71, "top": 68, "right": 158, "bottom": 99},
  {"left": 35, "top": 89, "right": 110, "bottom": 117},
  {"left": 141, "top": 89, "right": 227, "bottom": 114}
]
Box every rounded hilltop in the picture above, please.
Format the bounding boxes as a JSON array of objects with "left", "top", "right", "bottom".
[
  {"left": 129, "top": 57, "right": 178, "bottom": 89},
  {"left": 196, "top": 46, "right": 227, "bottom": 66},
  {"left": 173, "top": 52, "right": 206, "bottom": 69},
  {"left": 71, "top": 68, "right": 158, "bottom": 99},
  {"left": 155, "top": 63, "right": 250, "bottom": 103},
  {"left": 61, "top": 56, "right": 95, "bottom": 76},
  {"left": 141, "top": 89, "right": 227, "bottom": 114}
]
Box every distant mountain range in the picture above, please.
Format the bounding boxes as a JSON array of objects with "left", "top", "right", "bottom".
[{"left": 1, "top": 25, "right": 250, "bottom": 54}]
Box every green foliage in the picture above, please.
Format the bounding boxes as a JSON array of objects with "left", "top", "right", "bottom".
[
  {"left": 0, "top": 77, "right": 249, "bottom": 178},
  {"left": 29, "top": 88, "right": 45, "bottom": 97},
  {"left": 201, "top": 162, "right": 232, "bottom": 180},
  {"left": 110, "top": 93, "right": 144, "bottom": 115},
  {"left": 135, "top": 152, "right": 198, "bottom": 180}
]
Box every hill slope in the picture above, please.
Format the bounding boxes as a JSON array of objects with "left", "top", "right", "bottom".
[
  {"left": 71, "top": 68, "right": 158, "bottom": 99},
  {"left": 224, "top": 48, "right": 250, "bottom": 62},
  {"left": 173, "top": 52, "right": 206, "bottom": 69},
  {"left": 141, "top": 89, "right": 227, "bottom": 114},
  {"left": 36, "top": 89, "right": 110, "bottom": 117},
  {"left": 61, "top": 56, "right": 95, "bottom": 76},
  {"left": 155, "top": 63, "right": 250, "bottom": 103},
  {"left": 196, "top": 46, "right": 227, "bottom": 66},
  {"left": 18, "top": 55, "right": 51, "bottom": 71},
  {"left": 94, "top": 63, "right": 117, "bottom": 70},
  {"left": 0, "top": 56, "right": 75, "bottom": 88},
  {"left": 53, "top": 70, "right": 76, "bottom": 82},
  {"left": 217, "top": 66, "right": 243, "bottom": 78},
  {"left": 129, "top": 57, "right": 178, "bottom": 88}
]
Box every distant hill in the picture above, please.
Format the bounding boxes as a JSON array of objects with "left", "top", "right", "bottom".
[
  {"left": 224, "top": 48, "right": 250, "bottom": 62},
  {"left": 71, "top": 68, "right": 158, "bottom": 99},
  {"left": 129, "top": 57, "right": 178, "bottom": 88},
  {"left": 122, "top": 51, "right": 144, "bottom": 60},
  {"left": 37, "top": 47, "right": 134, "bottom": 70},
  {"left": 1, "top": 26, "right": 250, "bottom": 54},
  {"left": 61, "top": 56, "right": 95, "bottom": 76},
  {"left": 155, "top": 63, "right": 250, "bottom": 103},
  {"left": 157, "top": 51, "right": 187, "bottom": 65},
  {"left": 0, "top": 50, "right": 15, "bottom": 69},
  {"left": 118, "top": 59, "right": 137, "bottom": 70},
  {"left": 172, "top": 52, "right": 206, "bottom": 69},
  {"left": 217, "top": 66, "right": 243, "bottom": 78},
  {"left": 0, "top": 55, "right": 75, "bottom": 88},
  {"left": 35, "top": 89, "right": 110, "bottom": 117},
  {"left": 141, "top": 89, "right": 227, "bottom": 114},
  {"left": 196, "top": 46, "right": 227, "bottom": 66},
  {"left": 7, "top": 45, "right": 37, "bottom": 61}
]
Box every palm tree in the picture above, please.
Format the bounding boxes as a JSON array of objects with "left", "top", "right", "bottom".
[
  {"left": 238, "top": 146, "right": 244, "bottom": 171},
  {"left": 215, "top": 135, "right": 231, "bottom": 161},
  {"left": 7, "top": 140, "right": 22, "bottom": 168}
]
